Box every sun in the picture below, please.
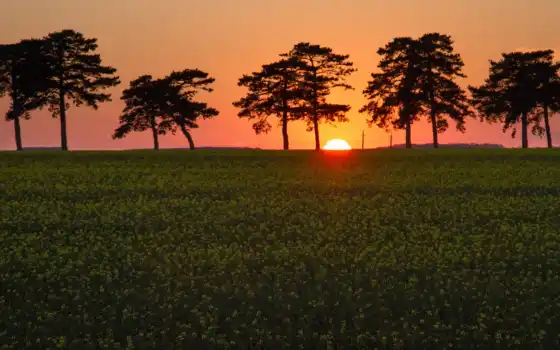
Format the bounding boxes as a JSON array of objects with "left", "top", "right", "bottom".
[{"left": 323, "top": 139, "right": 352, "bottom": 151}]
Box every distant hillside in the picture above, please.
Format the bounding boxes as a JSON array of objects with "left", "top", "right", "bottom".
[{"left": 378, "top": 143, "right": 504, "bottom": 149}]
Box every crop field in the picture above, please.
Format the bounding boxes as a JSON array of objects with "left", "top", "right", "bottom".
[{"left": 1, "top": 149, "right": 560, "bottom": 349}]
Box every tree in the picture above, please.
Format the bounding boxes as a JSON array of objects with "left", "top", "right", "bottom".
[
  {"left": 532, "top": 50, "right": 560, "bottom": 148},
  {"left": 113, "top": 69, "right": 218, "bottom": 150},
  {"left": 360, "top": 34, "right": 472, "bottom": 149},
  {"left": 158, "top": 69, "right": 219, "bottom": 150},
  {"left": 283, "top": 42, "right": 356, "bottom": 150},
  {"left": 416, "top": 33, "right": 473, "bottom": 148},
  {"left": 360, "top": 37, "right": 424, "bottom": 148},
  {"left": 470, "top": 50, "right": 555, "bottom": 148},
  {"left": 0, "top": 39, "right": 50, "bottom": 150},
  {"left": 113, "top": 75, "right": 169, "bottom": 150},
  {"left": 42, "top": 29, "right": 120, "bottom": 151},
  {"left": 233, "top": 58, "right": 302, "bottom": 150},
  {"left": 233, "top": 58, "right": 301, "bottom": 150}
]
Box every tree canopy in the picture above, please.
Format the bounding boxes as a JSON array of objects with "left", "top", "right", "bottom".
[
  {"left": 233, "top": 58, "right": 302, "bottom": 150},
  {"left": 470, "top": 50, "right": 559, "bottom": 148},
  {"left": 361, "top": 33, "right": 472, "bottom": 148},
  {"left": 113, "top": 69, "right": 218, "bottom": 150},
  {"left": 282, "top": 42, "right": 356, "bottom": 150},
  {"left": 0, "top": 39, "right": 51, "bottom": 150},
  {"left": 41, "top": 29, "right": 120, "bottom": 150}
]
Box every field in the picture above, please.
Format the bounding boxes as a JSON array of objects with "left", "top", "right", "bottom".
[{"left": 1, "top": 149, "right": 560, "bottom": 349}]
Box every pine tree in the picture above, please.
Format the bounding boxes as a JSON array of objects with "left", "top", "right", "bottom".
[
  {"left": 113, "top": 70, "right": 218, "bottom": 150},
  {"left": 234, "top": 58, "right": 302, "bottom": 150},
  {"left": 360, "top": 37, "right": 424, "bottom": 148},
  {"left": 283, "top": 43, "right": 355, "bottom": 150},
  {"left": 42, "top": 29, "right": 120, "bottom": 150},
  {"left": 113, "top": 75, "right": 168, "bottom": 150},
  {"left": 0, "top": 39, "right": 50, "bottom": 150},
  {"left": 416, "top": 33, "right": 472, "bottom": 148},
  {"left": 470, "top": 50, "right": 555, "bottom": 148}
]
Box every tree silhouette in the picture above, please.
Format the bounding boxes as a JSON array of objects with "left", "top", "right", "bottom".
[
  {"left": 158, "top": 69, "right": 219, "bottom": 149},
  {"left": 360, "top": 37, "right": 424, "bottom": 148},
  {"left": 283, "top": 42, "right": 355, "bottom": 150},
  {"left": 41, "top": 29, "right": 120, "bottom": 151},
  {"left": 0, "top": 39, "right": 50, "bottom": 150},
  {"left": 233, "top": 58, "right": 302, "bottom": 150},
  {"left": 113, "top": 70, "right": 218, "bottom": 150},
  {"left": 470, "top": 50, "right": 555, "bottom": 148},
  {"left": 361, "top": 34, "right": 472, "bottom": 149},
  {"left": 531, "top": 50, "right": 559, "bottom": 148},
  {"left": 113, "top": 75, "right": 169, "bottom": 150},
  {"left": 416, "top": 33, "right": 473, "bottom": 148}
]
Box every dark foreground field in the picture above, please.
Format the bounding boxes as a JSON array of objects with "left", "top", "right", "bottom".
[{"left": 1, "top": 149, "right": 560, "bottom": 349}]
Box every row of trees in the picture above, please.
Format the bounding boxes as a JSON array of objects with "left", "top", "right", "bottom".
[
  {"left": 0, "top": 30, "right": 119, "bottom": 151},
  {"left": 1, "top": 29, "right": 559, "bottom": 150},
  {"left": 0, "top": 30, "right": 218, "bottom": 151},
  {"left": 235, "top": 34, "right": 560, "bottom": 150}
]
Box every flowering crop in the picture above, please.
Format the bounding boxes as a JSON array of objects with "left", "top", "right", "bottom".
[{"left": 1, "top": 149, "right": 559, "bottom": 349}]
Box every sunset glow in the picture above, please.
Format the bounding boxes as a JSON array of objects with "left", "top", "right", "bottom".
[
  {"left": 323, "top": 139, "right": 352, "bottom": 151},
  {"left": 0, "top": 1, "right": 559, "bottom": 150}
]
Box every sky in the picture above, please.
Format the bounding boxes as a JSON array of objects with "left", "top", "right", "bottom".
[{"left": 1, "top": 0, "right": 559, "bottom": 150}]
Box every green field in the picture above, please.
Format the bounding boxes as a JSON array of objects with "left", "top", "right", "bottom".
[{"left": 1, "top": 149, "right": 560, "bottom": 349}]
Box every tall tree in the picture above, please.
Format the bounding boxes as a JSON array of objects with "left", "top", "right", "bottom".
[
  {"left": 0, "top": 39, "right": 50, "bottom": 150},
  {"left": 470, "top": 50, "right": 553, "bottom": 148},
  {"left": 360, "top": 37, "right": 424, "bottom": 148},
  {"left": 233, "top": 58, "right": 302, "bottom": 150},
  {"left": 113, "top": 70, "right": 218, "bottom": 150},
  {"left": 416, "top": 33, "right": 473, "bottom": 148},
  {"left": 532, "top": 50, "right": 560, "bottom": 148},
  {"left": 42, "top": 29, "right": 120, "bottom": 151},
  {"left": 283, "top": 42, "right": 355, "bottom": 150},
  {"left": 361, "top": 34, "right": 472, "bottom": 149},
  {"left": 112, "top": 75, "right": 169, "bottom": 150},
  {"left": 158, "top": 69, "right": 219, "bottom": 150}
]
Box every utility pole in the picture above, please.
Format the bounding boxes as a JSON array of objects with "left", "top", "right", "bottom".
[
  {"left": 361, "top": 130, "right": 365, "bottom": 150},
  {"left": 389, "top": 132, "right": 393, "bottom": 148}
]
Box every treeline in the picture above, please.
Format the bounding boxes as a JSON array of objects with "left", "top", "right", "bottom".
[{"left": 1, "top": 29, "right": 559, "bottom": 150}]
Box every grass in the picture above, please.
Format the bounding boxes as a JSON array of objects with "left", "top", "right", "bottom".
[{"left": 1, "top": 149, "right": 560, "bottom": 349}]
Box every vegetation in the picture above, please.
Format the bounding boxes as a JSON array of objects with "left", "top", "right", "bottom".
[
  {"left": 282, "top": 42, "right": 356, "bottom": 151},
  {"left": 40, "top": 29, "right": 120, "bottom": 151},
  {"left": 1, "top": 149, "right": 559, "bottom": 348},
  {"left": 0, "top": 39, "right": 50, "bottom": 150},
  {"left": 234, "top": 43, "right": 355, "bottom": 151},
  {"left": 234, "top": 58, "right": 302, "bottom": 150},
  {"left": 113, "top": 69, "right": 219, "bottom": 150},
  {"left": 470, "top": 50, "right": 559, "bottom": 148},
  {"left": 360, "top": 33, "right": 472, "bottom": 149},
  {"left": 1, "top": 29, "right": 559, "bottom": 149}
]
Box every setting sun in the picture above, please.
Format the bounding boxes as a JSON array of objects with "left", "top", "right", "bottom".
[{"left": 323, "top": 139, "right": 352, "bottom": 151}]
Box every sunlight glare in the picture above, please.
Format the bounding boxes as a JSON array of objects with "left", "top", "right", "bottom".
[{"left": 323, "top": 139, "right": 352, "bottom": 151}]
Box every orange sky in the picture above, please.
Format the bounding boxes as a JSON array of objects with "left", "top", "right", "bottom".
[{"left": 1, "top": 0, "right": 559, "bottom": 150}]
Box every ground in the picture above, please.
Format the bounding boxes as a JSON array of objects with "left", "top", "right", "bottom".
[{"left": 1, "top": 149, "right": 559, "bottom": 348}]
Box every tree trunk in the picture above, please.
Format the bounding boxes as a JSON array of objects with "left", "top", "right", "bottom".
[
  {"left": 151, "top": 128, "right": 159, "bottom": 150},
  {"left": 179, "top": 123, "right": 195, "bottom": 150},
  {"left": 312, "top": 69, "right": 320, "bottom": 151},
  {"left": 405, "top": 120, "right": 412, "bottom": 149},
  {"left": 282, "top": 111, "right": 289, "bottom": 150},
  {"left": 313, "top": 118, "right": 320, "bottom": 151},
  {"left": 150, "top": 117, "right": 159, "bottom": 150},
  {"left": 11, "top": 69, "right": 23, "bottom": 151},
  {"left": 430, "top": 111, "right": 438, "bottom": 149},
  {"left": 59, "top": 88, "right": 68, "bottom": 151},
  {"left": 13, "top": 116, "right": 23, "bottom": 151},
  {"left": 521, "top": 112, "right": 528, "bottom": 148},
  {"left": 543, "top": 105, "right": 553, "bottom": 148}
]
